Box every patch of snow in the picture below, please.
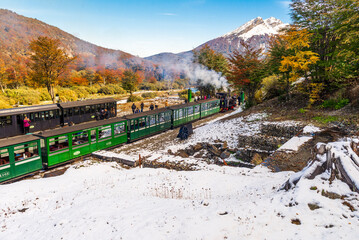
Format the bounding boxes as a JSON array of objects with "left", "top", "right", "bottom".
[
  {"left": 303, "top": 125, "right": 321, "bottom": 134},
  {"left": 278, "top": 136, "right": 312, "bottom": 152}
]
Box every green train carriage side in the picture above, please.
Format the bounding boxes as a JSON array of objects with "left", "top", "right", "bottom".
[
  {"left": 169, "top": 102, "right": 201, "bottom": 128},
  {"left": 38, "top": 117, "right": 127, "bottom": 168},
  {"left": 200, "top": 99, "right": 220, "bottom": 118},
  {"left": 0, "top": 135, "right": 42, "bottom": 183},
  {"left": 125, "top": 108, "right": 172, "bottom": 142}
]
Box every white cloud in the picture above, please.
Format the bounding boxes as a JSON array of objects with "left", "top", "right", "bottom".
[
  {"left": 278, "top": 1, "right": 291, "bottom": 9},
  {"left": 160, "top": 13, "right": 177, "bottom": 16}
]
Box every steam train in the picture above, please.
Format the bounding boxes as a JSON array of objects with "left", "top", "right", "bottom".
[{"left": 0, "top": 97, "right": 221, "bottom": 183}]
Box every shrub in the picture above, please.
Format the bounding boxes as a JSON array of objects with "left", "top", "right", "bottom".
[
  {"left": 58, "top": 88, "right": 78, "bottom": 102},
  {"left": 5, "top": 88, "right": 41, "bottom": 105},
  {"left": 127, "top": 95, "right": 143, "bottom": 102},
  {"left": 98, "top": 84, "right": 126, "bottom": 95},
  {"left": 37, "top": 88, "right": 52, "bottom": 101},
  {"left": 0, "top": 95, "right": 11, "bottom": 109},
  {"left": 178, "top": 90, "right": 188, "bottom": 100},
  {"left": 321, "top": 98, "right": 349, "bottom": 110},
  {"left": 141, "top": 92, "right": 158, "bottom": 99},
  {"left": 256, "top": 75, "right": 284, "bottom": 102},
  {"left": 71, "top": 86, "right": 90, "bottom": 99}
]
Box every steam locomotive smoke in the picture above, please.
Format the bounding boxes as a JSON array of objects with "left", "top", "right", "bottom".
[{"left": 184, "top": 63, "right": 228, "bottom": 90}]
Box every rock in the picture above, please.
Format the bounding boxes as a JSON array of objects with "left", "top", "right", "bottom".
[
  {"left": 207, "top": 144, "right": 221, "bottom": 157},
  {"left": 291, "top": 218, "right": 301, "bottom": 225},
  {"left": 251, "top": 153, "right": 263, "bottom": 165},
  {"left": 308, "top": 203, "right": 321, "bottom": 210},
  {"left": 177, "top": 150, "right": 189, "bottom": 158},
  {"left": 167, "top": 149, "right": 173, "bottom": 155},
  {"left": 317, "top": 144, "right": 326, "bottom": 155},
  {"left": 222, "top": 141, "right": 228, "bottom": 150},
  {"left": 194, "top": 152, "right": 204, "bottom": 158},
  {"left": 220, "top": 151, "right": 231, "bottom": 159},
  {"left": 193, "top": 143, "right": 203, "bottom": 152},
  {"left": 185, "top": 146, "right": 195, "bottom": 156}
]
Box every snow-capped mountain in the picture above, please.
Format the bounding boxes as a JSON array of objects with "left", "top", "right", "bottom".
[{"left": 146, "top": 17, "right": 288, "bottom": 64}]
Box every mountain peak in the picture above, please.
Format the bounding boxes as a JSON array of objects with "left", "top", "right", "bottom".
[{"left": 222, "top": 16, "right": 286, "bottom": 40}]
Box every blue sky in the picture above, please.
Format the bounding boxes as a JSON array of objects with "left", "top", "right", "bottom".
[{"left": 0, "top": 0, "right": 292, "bottom": 57}]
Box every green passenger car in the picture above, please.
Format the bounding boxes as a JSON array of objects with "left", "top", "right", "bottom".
[
  {"left": 0, "top": 135, "right": 42, "bottom": 183},
  {"left": 170, "top": 102, "right": 201, "bottom": 127},
  {"left": 200, "top": 99, "right": 220, "bottom": 118},
  {"left": 38, "top": 117, "right": 127, "bottom": 167},
  {"left": 125, "top": 108, "right": 172, "bottom": 142}
]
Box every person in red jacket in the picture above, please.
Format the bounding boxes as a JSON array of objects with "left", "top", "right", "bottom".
[{"left": 23, "top": 116, "right": 31, "bottom": 134}]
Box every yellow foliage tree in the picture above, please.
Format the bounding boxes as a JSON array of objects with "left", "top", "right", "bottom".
[{"left": 278, "top": 27, "right": 319, "bottom": 101}]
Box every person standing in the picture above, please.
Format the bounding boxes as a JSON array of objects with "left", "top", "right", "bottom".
[
  {"left": 164, "top": 100, "right": 169, "bottom": 107},
  {"left": 140, "top": 102, "right": 144, "bottom": 112},
  {"left": 104, "top": 109, "right": 109, "bottom": 119},
  {"left": 150, "top": 103, "right": 154, "bottom": 111},
  {"left": 23, "top": 116, "right": 31, "bottom": 134},
  {"left": 131, "top": 103, "right": 136, "bottom": 113}
]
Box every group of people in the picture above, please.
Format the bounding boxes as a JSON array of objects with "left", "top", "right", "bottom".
[
  {"left": 131, "top": 102, "right": 145, "bottom": 113},
  {"left": 132, "top": 101, "right": 164, "bottom": 114},
  {"left": 95, "top": 109, "right": 110, "bottom": 120}
]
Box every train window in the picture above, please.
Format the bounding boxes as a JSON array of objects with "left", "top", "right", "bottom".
[
  {"left": 114, "top": 122, "right": 125, "bottom": 134},
  {"left": 74, "top": 107, "right": 79, "bottom": 115},
  {"left": 49, "top": 111, "right": 55, "bottom": 119},
  {"left": 187, "top": 106, "right": 194, "bottom": 115},
  {"left": 14, "top": 142, "right": 39, "bottom": 162},
  {"left": 44, "top": 111, "right": 50, "bottom": 120},
  {"left": 159, "top": 113, "right": 165, "bottom": 123},
  {"left": 146, "top": 117, "right": 150, "bottom": 127},
  {"left": 90, "top": 130, "right": 97, "bottom": 142},
  {"left": 72, "top": 131, "right": 89, "bottom": 146},
  {"left": 85, "top": 106, "right": 91, "bottom": 114},
  {"left": 150, "top": 116, "right": 156, "bottom": 125},
  {"left": 57, "top": 109, "right": 61, "bottom": 118},
  {"left": 91, "top": 105, "right": 95, "bottom": 113},
  {"left": 40, "top": 112, "right": 45, "bottom": 120},
  {"left": 165, "top": 112, "right": 171, "bottom": 122},
  {"left": 0, "top": 116, "right": 12, "bottom": 127},
  {"left": 178, "top": 109, "right": 183, "bottom": 118},
  {"left": 68, "top": 108, "right": 73, "bottom": 116},
  {"left": 79, "top": 107, "right": 85, "bottom": 114},
  {"left": 98, "top": 125, "right": 112, "bottom": 139},
  {"left": 194, "top": 105, "right": 200, "bottom": 113},
  {"left": 49, "top": 136, "right": 69, "bottom": 152},
  {"left": 139, "top": 118, "right": 146, "bottom": 129},
  {"left": 0, "top": 148, "right": 9, "bottom": 166}
]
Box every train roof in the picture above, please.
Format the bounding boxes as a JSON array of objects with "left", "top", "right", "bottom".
[
  {"left": 59, "top": 98, "right": 116, "bottom": 108},
  {"left": 37, "top": 117, "right": 126, "bottom": 138},
  {"left": 0, "top": 104, "right": 59, "bottom": 117},
  {"left": 124, "top": 107, "right": 171, "bottom": 120},
  {"left": 168, "top": 101, "right": 201, "bottom": 110},
  {"left": 0, "top": 134, "right": 40, "bottom": 148}
]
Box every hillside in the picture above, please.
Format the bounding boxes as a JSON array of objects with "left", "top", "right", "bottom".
[{"left": 0, "top": 9, "right": 153, "bottom": 70}]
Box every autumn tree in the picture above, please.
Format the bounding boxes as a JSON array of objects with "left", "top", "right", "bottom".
[
  {"left": 228, "top": 42, "right": 265, "bottom": 106},
  {"left": 0, "top": 59, "right": 9, "bottom": 93},
  {"left": 277, "top": 27, "right": 319, "bottom": 101},
  {"left": 122, "top": 69, "right": 141, "bottom": 96},
  {"left": 28, "top": 36, "right": 75, "bottom": 102},
  {"left": 193, "top": 44, "right": 229, "bottom": 75},
  {"left": 290, "top": 0, "right": 358, "bottom": 90}
]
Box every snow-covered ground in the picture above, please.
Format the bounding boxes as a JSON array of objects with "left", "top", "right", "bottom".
[{"left": 0, "top": 109, "right": 358, "bottom": 240}]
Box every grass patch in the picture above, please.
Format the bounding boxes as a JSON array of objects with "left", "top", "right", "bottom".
[{"left": 312, "top": 116, "right": 338, "bottom": 124}]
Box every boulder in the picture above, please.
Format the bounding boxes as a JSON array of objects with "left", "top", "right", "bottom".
[
  {"left": 193, "top": 143, "right": 203, "bottom": 152},
  {"left": 177, "top": 150, "right": 189, "bottom": 158},
  {"left": 185, "top": 146, "right": 195, "bottom": 156},
  {"left": 207, "top": 144, "right": 221, "bottom": 157}
]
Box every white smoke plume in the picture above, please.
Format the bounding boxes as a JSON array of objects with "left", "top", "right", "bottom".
[{"left": 181, "top": 63, "right": 228, "bottom": 90}]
